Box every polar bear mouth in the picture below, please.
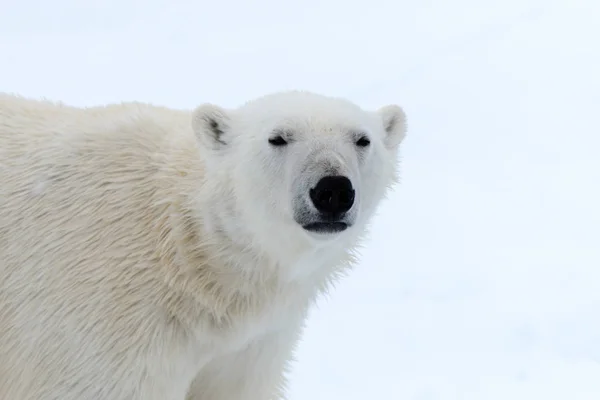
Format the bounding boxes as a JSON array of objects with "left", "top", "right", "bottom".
[{"left": 302, "top": 221, "right": 348, "bottom": 234}]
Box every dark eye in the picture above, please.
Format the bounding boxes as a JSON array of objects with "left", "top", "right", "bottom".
[
  {"left": 268, "top": 135, "right": 288, "bottom": 146},
  {"left": 355, "top": 136, "right": 371, "bottom": 147}
]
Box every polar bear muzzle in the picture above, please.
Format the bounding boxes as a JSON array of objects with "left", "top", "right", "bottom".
[{"left": 300, "top": 175, "right": 355, "bottom": 234}]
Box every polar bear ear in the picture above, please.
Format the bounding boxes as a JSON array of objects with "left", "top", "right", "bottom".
[
  {"left": 192, "top": 103, "right": 233, "bottom": 151},
  {"left": 377, "top": 104, "right": 407, "bottom": 150}
]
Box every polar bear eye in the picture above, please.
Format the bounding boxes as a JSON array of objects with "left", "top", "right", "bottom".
[
  {"left": 355, "top": 136, "right": 371, "bottom": 147},
  {"left": 268, "top": 135, "right": 288, "bottom": 147}
]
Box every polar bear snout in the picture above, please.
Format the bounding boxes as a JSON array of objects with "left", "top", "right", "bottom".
[
  {"left": 309, "top": 176, "right": 355, "bottom": 215},
  {"left": 295, "top": 175, "right": 356, "bottom": 235}
]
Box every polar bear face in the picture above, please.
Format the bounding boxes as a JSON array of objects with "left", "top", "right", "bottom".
[{"left": 192, "top": 91, "right": 406, "bottom": 263}]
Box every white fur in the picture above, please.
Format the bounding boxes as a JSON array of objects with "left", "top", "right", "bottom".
[{"left": 0, "top": 90, "right": 407, "bottom": 400}]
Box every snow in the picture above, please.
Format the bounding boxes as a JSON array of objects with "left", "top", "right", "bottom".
[{"left": 1, "top": 0, "right": 599, "bottom": 399}]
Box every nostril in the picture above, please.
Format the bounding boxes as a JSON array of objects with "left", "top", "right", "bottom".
[
  {"left": 338, "top": 189, "right": 355, "bottom": 208},
  {"left": 309, "top": 176, "right": 355, "bottom": 215},
  {"left": 313, "top": 189, "right": 333, "bottom": 207}
]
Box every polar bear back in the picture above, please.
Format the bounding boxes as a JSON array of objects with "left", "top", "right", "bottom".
[{"left": 0, "top": 94, "right": 204, "bottom": 399}]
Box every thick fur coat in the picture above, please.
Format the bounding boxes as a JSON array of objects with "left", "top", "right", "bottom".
[{"left": 0, "top": 91, "right": 407, "bottom": 400}]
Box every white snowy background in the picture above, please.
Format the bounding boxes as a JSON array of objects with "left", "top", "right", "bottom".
[{"left": 1, "top": 0, "right": 599, "bottom": 399}]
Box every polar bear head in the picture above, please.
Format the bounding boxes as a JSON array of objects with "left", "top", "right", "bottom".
[{"left": 191, "top": 91, "right": 406, "bottom": 269}]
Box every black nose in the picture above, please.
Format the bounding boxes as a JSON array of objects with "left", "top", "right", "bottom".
[{"left": 309, "top": 176, "right": 355, "bottom": 215}]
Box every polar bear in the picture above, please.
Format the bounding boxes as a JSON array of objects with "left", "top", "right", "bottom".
[{"left": 0, "top": 90, "right": 407, "bottom": 400}]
